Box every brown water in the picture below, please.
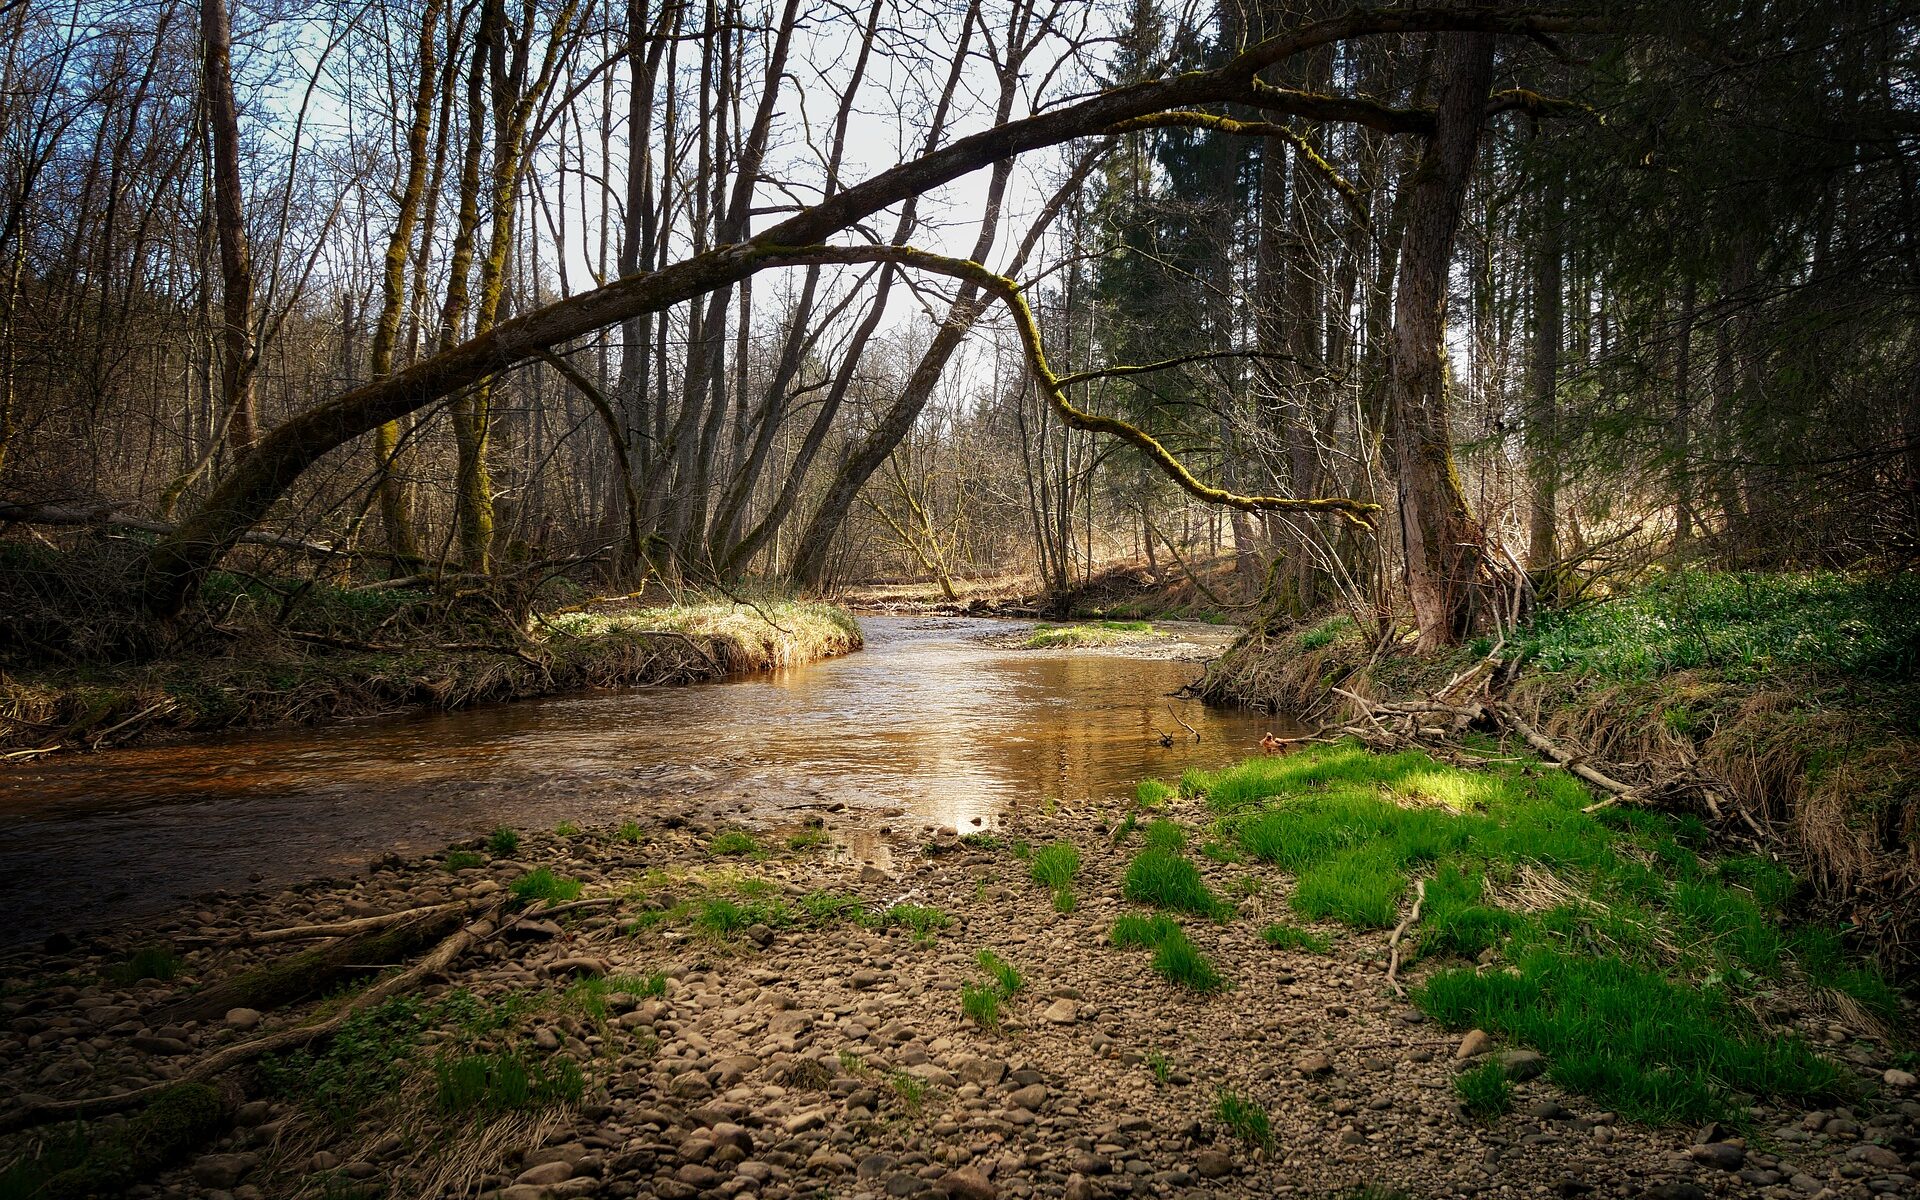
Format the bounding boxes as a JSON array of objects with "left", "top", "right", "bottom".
[{"left": 0, "top": 617, "right": 1287, "bottom": 947}]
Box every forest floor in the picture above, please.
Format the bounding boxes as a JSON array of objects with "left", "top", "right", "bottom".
[
  {"left": 2, "top": 742, "right": 1913, "bottom": 1200},
  {"left": 0, "top": 589, "right": 861, "bottom": 757},
  {"left": 840, "top": 557, "right": 1253, "bottom": 625}
]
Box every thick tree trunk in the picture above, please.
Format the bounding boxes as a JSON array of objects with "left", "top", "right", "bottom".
[
  {"left": 201, "top": 0, "right": 257, "bottom": 452},
  {"left": 1526, "top": 169, "right": 1561, "bottom": 573},
  {"left": 1385, "top": 31, "right": 1498, "bottom": 650}
]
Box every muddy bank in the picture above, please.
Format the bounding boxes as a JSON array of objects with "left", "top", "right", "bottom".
[
  {"left": 0, "top": 601, "right": 861, "bottom": 758},
  {"left": 3, "top": 803, "right": 1913, "bottom": 1200}
]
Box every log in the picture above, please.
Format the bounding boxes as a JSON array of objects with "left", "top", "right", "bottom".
[
  {"left": 1491, "top": 704, "right": 1641, "bottom": 799},
  {"left": 151, "top": 904, "right": 467, "bottom": 1025}
]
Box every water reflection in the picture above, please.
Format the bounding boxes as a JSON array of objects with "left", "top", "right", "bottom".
[{"left": 0, "top": 617, "right": 1285, "bottom": 944}]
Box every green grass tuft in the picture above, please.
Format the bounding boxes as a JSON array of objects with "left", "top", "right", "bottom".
[
  {"left": 1111, "top": 913, "right": 1180, "bottom": 949},
  {"left": 1143, "top": 819, "right": 1186, "bottom": 851},
  {"left": 1123, "top": 847, "right": 1227, "bottom": 918},
  {"left": 1453, "top": 1060, "right": 1513, "bottom": 1120},
  {"left": 509, "top": 868, "right": 583, "bottom": 907},
  {"left": 1151, "top": 927, "right": 1225, "bottom": 993},
  {"left": 486, "top": 826, "right": 520, "bottom": 855},
  {"left": 434, "top": 1051, "right": 584, "bottom": 1114},
  {"left": 1260, "top": 922, "right": 1332, "bottom": 953},
  {"left": 1213, "top": 1087, "right": 1274, "bottom": 1149},
  {"left": 709, "top": 829, "right": 762, "bottom": 857},
  {"left": 614, "top": 819, "right": 644, "bottom": 845},
  {"left": 554, "top": 820, "right": 581, "bottom": 837},
  {"left": 1029, "top": 841, "right": 1082, "bottom": 911},
  {"left": 444, "top": 849, "right": 485, "bottom": 871},
  {"left": 787, "top": 825, "right": 831, "bottom": 851},
  {"left": 104, "top": 944, "right": 182, "bottom": 986}
]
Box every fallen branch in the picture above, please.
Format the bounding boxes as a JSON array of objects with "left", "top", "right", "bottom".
[
  {"left": 1166, "top": 704, "right": 1200, "bottom": 743},
  {"left": 1386, "top": 878, "right": 1428, "bottom": 997},
  {"left": 1491, "top": 703, "right": 1641, "bottom": 801},
  {"left": 237, "top": 900, "right": 474, "bottom": 945},
  {"left": 0, "top": 896, "right": 511, "bottom": 1134}
]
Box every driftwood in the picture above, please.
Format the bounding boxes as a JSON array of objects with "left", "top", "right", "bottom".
[
  {"left": 151, "top": 904, "right": 469, "bottom": 1025},
  {"left": 235, "top": 899, "right": 475, "bottom": 945},
  {"left": 1491, "top": 703, "right": 1642, "bottom": 802},
  {"left": 0, "top": 896, "right": 513, "bottom": 1135}
]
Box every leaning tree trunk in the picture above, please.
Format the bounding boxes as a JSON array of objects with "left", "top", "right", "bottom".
[{"left": 1385, "top": 30, "right": 1500, "bottom": 650}]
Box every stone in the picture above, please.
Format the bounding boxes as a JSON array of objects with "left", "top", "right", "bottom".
[
  {"left": 1007, "top": 1084, "right": 1048, "bottom": 1110},
  {"left": 936, "top": 1166, "right": 996, "bottom": 1200},
  {"left": 1849, "top": 1145, "right": 1902, "bottom": 1170},
  {"left": 955, "top": 1055, "right": 1007, "bottom": 1086},
  {"left": 1042, "top": 998, "right": 1078, "bottom": 1025},
  {"left": 516, "top": 1161, "right": 575, "bottom": 1186},
  {"left": 1885, "top": 1069, "right": 1919, "bottom": 1089},
  {"left": 1688, "top": 1142, "right": 1747, "bottom": 1171},
  {"left": 191, "top": 1154, "right": 256, "bottom": 1189},
  {"left": 547, "top": 956, "right": 608, "bottom": 977},
  {"left": 1499, "top": 1050, "right": 1547, "bottom": 1081},
  {"left": 1194, "top": 1150, "right": 1234, "bottom": 1179},
  {"left": 1296, "top": 1053, "right": 1333, "bottom": 1076},
  {"left": 1456, "top": 1029, "right": 1493, "bottom": 1059},
  {"left": 784, "top": 1109, "right": 828, "bottom": 1134},
  {"left": 235, "top": 1100, "right": 273, "bottom": 1127},
  {"left": 710, "top": 1123, "right": 754, "bottom": 1156},
  {"left": 131, "top": 1035, "right": 192, "bottom": 1056},
  {"left": 224, "top": 1007, "right": 262, "bottom": 1031},
  {"left": 1643, "top": 1187, "right": 1708, "bottom": 1200}
]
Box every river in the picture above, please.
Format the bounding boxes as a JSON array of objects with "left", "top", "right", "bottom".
[{"left": 0, "top": 617, "right": 1286, "bottom": 947}]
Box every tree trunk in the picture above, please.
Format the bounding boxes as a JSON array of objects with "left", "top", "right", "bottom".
[
  {"left": 201, "top": 0, "right": 257, "bottom": 452},
  {"left": 1525, "top": 168, "right": 1561, "bottom": 573},
  {"left": 1385, "top": 31, "right": 1498, "bottom": 650}
]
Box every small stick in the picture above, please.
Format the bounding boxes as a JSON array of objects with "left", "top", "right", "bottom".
[
  {"left": 1385, "top": 878, "right": 1428, "bottom": 998},
  {"left": 1166, "top": 704, "right": 1200, "bottom": 743}
]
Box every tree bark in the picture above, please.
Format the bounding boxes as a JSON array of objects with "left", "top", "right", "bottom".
[
  {"left": 1385, "top": 31, "right": 1499, "bottom": 650},
  {"left": 1526, "top": 167, "right": 1561, "bottom": 573},
  {"left": 201, "top": 0, "right": 257, "bottom": 452}
]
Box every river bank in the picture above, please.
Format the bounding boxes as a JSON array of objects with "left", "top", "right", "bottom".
[
  {"left": 0, "top": 598, "right": 861, "bottom": 759},
  {"left": 2, "top": 742, "right": 1912, "bottom": 1200},
  {"left": 1194, "top": 571, "right": 1920, "bottom": 977}
]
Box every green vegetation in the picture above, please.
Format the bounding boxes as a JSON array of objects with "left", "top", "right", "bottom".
[
  {"left": 1028, "top": 840, "right": 1082, "bottom": 911},
  {"left": 444, "top": 849, "right": 485, "bottom": 871},
  {"left": 873, "top": 903, "right": 951, "bottom": 945},
  {"left": 889, "top": 1070, "right": 931, "bottom": 1113},
  {"left": 1023, "top": 620, "right": 1158, "bottom": 648},
  {"left": 103, "top": 944, "right": 182, "bottom": 986},
  {"left": 1180, "top": 742, "right": 1884, "bottom": 1123},
  {"left": 1213, "top": 1087, "right": 1274, "bottom": 1150},
  {"left": 1146, "top": 1049, "right": 1172, "bottom": 1085},
  {"left": 1453, "top": 1060, "right": 1514, "bottom": 1121},
  {"left": 486, "top": 826, "right": 520, "bottom": 856},
  {"left": 977, "top": 949, "right": 1025, "bottom": 997},
  {"left": 615, "top": 819, "right": 644, "bottom": 845},
  {"left": 434, "top": 1051, "right": 584, "bottom": 1114},
  {"left": 0, "top": 1083, "right": 225, "bottom": 1200},
  {"left": 709, "top": 829, "right": 762, "bottom": 857},
  {"left": 1110, "top": 913, "right": 1181, "bottom": 949},
  {"left": 694, "top": 893, "right": 794, "bottom": 939},
  {"left": 1151, "top": 928, "right": 1225, "bottom": 993},
  {"left": 960, "top": 831, "right": 1006, "bottom": 850},
  {"left": 553, "top": 820, "right": 581, "bottom": 837},
  {"left": 1135, "top": 778, "right": 1175, "bottom": 807},
  {"left": 1260, "top": 922, "right": 1332, "bottom": 954},
  {"left": 1123, "top": 847, "right": 1227, "bottom": 919},
  {"left": 787, "top": 825, "right": 831, "bottom": 851},
  {"left": 961, "top": 981, "right": 1003, "bottom": 1029},
  {"left": 509, "top": 868, "right": 582, "bottom": 907},
  {"left": 1504, "top": 570, "right": 1919, "bottom": 683},
  {"left": 1297, "top": 614, "right": 1356, "bottom": 652},
  {"left": 1143, "top": 819, "right": 1186, "bottom": 851},
  {"left": 262, "top": 992, "right": 517, "bottom": 1124}
]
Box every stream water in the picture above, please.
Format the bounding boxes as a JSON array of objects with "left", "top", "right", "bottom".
[{"left": 0, "top": 617, "right": 1290, "bottom": 947}]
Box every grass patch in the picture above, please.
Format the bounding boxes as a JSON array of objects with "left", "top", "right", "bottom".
[
  {"left": 1143, "top": 819, "right": 1186, "bottom": 852},
  {"left": 709, "top": 829, "right": 762, "bottom": 857},
  {"left": 262, "top": 992, "right": 516, "bottom": 1124},
  {"left": 1023, "top": 620, "right": 1158, "bottom": 649},
  {"left": 486, "top": 826, "right": 520, "bottom": 856},
  {"left": 554, "top": 820, "right": 581, "bottom": 837},
  {"left": 434, "top": 1051, "right": 584, "bottom": 1114},
  {"left": 103, "top": 944, "right": 182, "bottom": 986},
  {"left": 1213, "top": 1087, "right": 1274, "bottom": 1150},
  {"left": 872, "top": 903, "right": 951, "bottom": 944},
  {"left": 1260, "top": 922, "right": 1332, "bottom": 953},
  {"left": 1028, "top": 841, "right": 1082, "bottom": 911},
  {"left": 1174, "top": 740, "right": 1879, "bottom": 1123},
  {"left": 614, "top": 819, "right": 644, "bottom": 845},
  {"left": 1123, "top": 847, "right": 1227, "bottom": 918},
  {"left": 977, "top": 949, "right": 1025, "bottom": 997},
  {"left": 1111, "top": 913, "right": 1181, "bottom": 949},
  {"left": 444, "top": 849, "right": 485, "bottom": 871},
  {"left": 1453, "top": 1060, "right": 1514, "bottom": 1121},
  {"left": 693, "top": 893, "right": 793, "bottom": 939},
  {"left": 1151, "top": 928, "right": 1225, "bottom": 992},
  {"left": 509, "top": 868, "right": 582, "bottom": 907},
  {"left": 1135, "top": 778, "right": 1175, "bottom": 807}
]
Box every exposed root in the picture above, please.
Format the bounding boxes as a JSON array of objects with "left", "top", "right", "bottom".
[{"left": 1385, "top": 877, "right": 1427, "bottom": 997}]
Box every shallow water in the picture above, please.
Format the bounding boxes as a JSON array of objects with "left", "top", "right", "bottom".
[{"left": 0, "top": 617, "right": 1292, "bottom": 946}]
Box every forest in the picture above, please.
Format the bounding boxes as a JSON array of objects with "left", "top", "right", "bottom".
[{"left": 0, "top": 0, "right": 1916, "bottom": 1198}]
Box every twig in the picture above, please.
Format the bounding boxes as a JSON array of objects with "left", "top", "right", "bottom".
[
  {"left": 1166, "top": 703, "right": 1200, "bottom": 743},
  {"left": 1386, "top": 878, "right": 1428, "bottom": 998}
]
